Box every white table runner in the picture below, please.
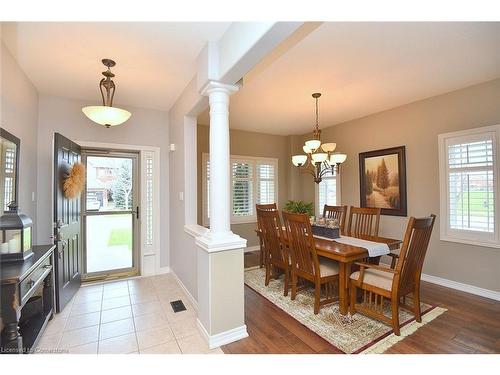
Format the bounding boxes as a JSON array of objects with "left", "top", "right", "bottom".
[{"left": 332, "top": 235, "right": 390, "bottom": 257}]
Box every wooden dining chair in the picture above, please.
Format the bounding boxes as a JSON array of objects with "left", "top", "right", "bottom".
[
  {"left": 256, "top": 203, "right": 277, "bottom": 268},
  {"left": 349, "top": 214, "right": 436, "bottom": 335},
  {"left": 346, "top": 206, "right": 381, "bottom": 237},
  {"left": 282, "top": 211, "right": 339, "bottom": 314},
  {"left": 258, "top": 208, "right": 290, "bottom": 296},
  {"left": 322, "top": 205, "right": 348, "bottom": 234}
]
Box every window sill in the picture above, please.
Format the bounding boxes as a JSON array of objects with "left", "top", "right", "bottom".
[
  {"left": 231, "top": 219, "right": 258, "bottom": 225},
  {"left": 440, "top": 236, "right": 500, "bottom": 249}
]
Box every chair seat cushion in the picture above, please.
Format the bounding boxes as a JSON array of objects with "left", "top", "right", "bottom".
[
  {"left": 350, "top": 268, "right": 394, "bottom": 290},
  {"left": 319, "top": 259, "right": 339, "bottom": 276}
]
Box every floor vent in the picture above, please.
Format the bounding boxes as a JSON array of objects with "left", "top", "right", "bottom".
[{"left": 170, "top": 300, "right": 187, "bottom": 313}]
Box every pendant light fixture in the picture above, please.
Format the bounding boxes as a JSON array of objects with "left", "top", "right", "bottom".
[
  {"left": 291, "top": 93, "right": 347, "bottom": 184},
  {"left": 82, "top": 59, "right": 131, "bottom": 128}
]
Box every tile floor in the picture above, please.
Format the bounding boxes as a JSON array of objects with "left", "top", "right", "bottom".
[{"left": 35, "top": 273, "right": 224, "bottom": 354}]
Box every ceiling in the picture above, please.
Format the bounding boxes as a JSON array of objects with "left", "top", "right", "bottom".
[
  {"left": 1, "top": 22, "right": 230, "bottom": 111},
  {"left": 199, "top": 22, "right": 500, "bottom": 135}
]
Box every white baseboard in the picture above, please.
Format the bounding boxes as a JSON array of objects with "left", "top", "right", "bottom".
[
  {"left": 421, "top": 273, "right": 500, "bottom": 301},
  {"left": 244, "top": 245, "right": 260, "bottom": 253},
  {"left": 169, "top": 269, "right": 199, "bottom": 312},
  {"left": 196, "top": 318, "right": 248, "bottom": 349},
  {"left": 156, "top": 266, "right": 171, "bottom": 275}
]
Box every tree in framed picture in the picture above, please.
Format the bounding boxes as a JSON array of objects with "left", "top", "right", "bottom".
[{"left": 359, "top": 146, "right": 407, "bottom": 216}]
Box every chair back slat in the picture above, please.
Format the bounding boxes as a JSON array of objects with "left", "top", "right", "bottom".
[
  {"left": 347, "top": 206, "right": 381, "bottom": 237},
  {"left": 256, "top": 203, "right": 277, "bottom": 230},
  {"left": 395, "top": 215, "right": 436, "bottom": 295},
  {"left": 322, "top": 205, "right": 347, "bottom": 233},
  {"left": 282, "top": 211, "right": 319, "bottom": 277},
  {"left": 258, "top": 209, "right": 287, "bottom": 267}
]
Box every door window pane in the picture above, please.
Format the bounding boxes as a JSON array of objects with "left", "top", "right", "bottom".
[
  {"left": 86, "top": 156, "right": 133, "bottom": 211},
  {"left": 86, "top": 214, "right": 133, "bottom": 273}
]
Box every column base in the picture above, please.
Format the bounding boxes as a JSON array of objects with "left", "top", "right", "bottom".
[
  {"left": 196, "top": 231, "right": 247, "bottom": 253},
  {"left": 197, "top": 319, "right": 248, "bottom": 349}
]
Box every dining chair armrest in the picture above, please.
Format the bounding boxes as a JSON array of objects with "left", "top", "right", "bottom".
[{"left": 354, "top": 262, "right": 398, "bottom": 274}]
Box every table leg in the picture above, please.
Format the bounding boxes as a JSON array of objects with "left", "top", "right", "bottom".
[
  {"left": 339, "top": 262, "right": 352, "bottom": 315},
  {"left": 0, "top": 284, "right": 23, "bottom": 353}
]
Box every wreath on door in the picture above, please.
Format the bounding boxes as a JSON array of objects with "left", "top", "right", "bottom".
[{"left": 63, "top": 162, "right": 86, "bottom": 199}]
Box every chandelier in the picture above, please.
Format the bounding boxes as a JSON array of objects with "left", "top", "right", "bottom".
[
  {"left": 82, "top": 59, "right": 131, "bottom": 128},
  {"left": 291, "top": 93, "right": 347, "bottom": 184}
]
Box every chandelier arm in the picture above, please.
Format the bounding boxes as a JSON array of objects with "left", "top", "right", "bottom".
[
  {"left": 319, "top": 167, "right": 331, "bottom": 178},
  {"left": 109, "top": 81, "right": 116, "bottom": 107},
  {"left": 105, "top": 78, "right": 111, "bottom": 106},
  {"left": 299, "top": 166, "right": 317, "bottom": 178},
  {"left": 99, "top": 78, "right": 106, "bottom": 106}
]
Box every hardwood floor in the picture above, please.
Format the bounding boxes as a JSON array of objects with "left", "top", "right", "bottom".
[{"left": 221, "top": 251, "right": 500, "bottom": 354}]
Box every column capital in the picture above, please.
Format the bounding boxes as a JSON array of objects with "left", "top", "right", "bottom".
[{"left": 200, "top": 81, "right": 240, "bottom": 97}]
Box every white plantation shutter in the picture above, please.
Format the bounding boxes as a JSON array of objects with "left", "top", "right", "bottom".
[
  {"left": 232, "top": 160, "right": 254, "bottom": 218},
  {"left": 439, "top": 126, "right": 500, "bottom": 247},
  {"left": 202, "top": 154, "right": 210, "bottom": 226},
  {"left": 447, "top": 137, "right": 494, "bottom": 233},
  {"left": 257, "top": 162, "right": 276, "bottom": 204},
  {"left": 145, "top": 155, "right": 154, "bottom": 245},
  {"left": 317, "top": 171, "right": 338, "bottom": 216},
  {"left": 202, "top": 154, "right": 278, "bottom": 225}
]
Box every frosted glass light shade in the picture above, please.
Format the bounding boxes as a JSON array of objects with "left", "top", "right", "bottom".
[
  {"left": 321, "top": 142, "right": 337, "bottom": 152},
  {"left": 292, "top": 155, "right": 308, "bottom": 166},
  {"left": 303, "top": 145, "right": 312, "bottom": 154},
  {"left": 330, "top": 153, "right": 347, "bottom": 164},
  {"left": 82, "top": 106, "right": 131, "bottom": 127},
  {"left": 312, "top": 152, "right": 328, "bottom": 163},
  {"left": 305, "top": 139, "right": 321, "bottom": 152}
]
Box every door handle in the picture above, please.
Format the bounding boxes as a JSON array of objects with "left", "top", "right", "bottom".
[{"left": 134, "top": 206, "right": 139, "bottom": 219}]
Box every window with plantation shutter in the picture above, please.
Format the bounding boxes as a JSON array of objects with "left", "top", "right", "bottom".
[
  {"left": 145, "top": 156, "right": 154, "bottom": 245},
  {"left": 232, "top": 160, "right": 254, "bottom": 218},
  {"left": 257, "top": 162, "right": 276, "bottom": 205},
  {"left": 315, "top": 170, "right": 341, "bottom": 217},
  {"left": 202, "top": 154, "right": 210, "bottom": 226},
  {"left": 202, "top": 154, "right": 278, "bottom": 225},
  {"left": 439, "top": 125, "right": 500, "bottom": 248}
]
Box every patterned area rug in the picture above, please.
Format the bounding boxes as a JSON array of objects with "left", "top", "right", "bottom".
[{"left": 244, "top": 267, "right": 446, "bottom": 354}]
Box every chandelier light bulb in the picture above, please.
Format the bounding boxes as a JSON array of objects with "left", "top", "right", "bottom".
[
  {"left": 321, "top": 143, "right": 337, "bottom": 153},
  {"left": 292, "top": 155, "right": 308, "bottom": 166},
  {"left": 330, "top": 152, "right": 347, "bottom": 164},
  {"left": 312, "top": 152, "right": 328, "bottom": 164},
  {"left": 305, "top": 139, "right": 321, "bottom": 152}
]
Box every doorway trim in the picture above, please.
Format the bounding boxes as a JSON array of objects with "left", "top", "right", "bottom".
[
  {"left": 81, "top": 150, "right": 140, "bottom": 281},
  {"left": 77, "top": 141, "right": 162, "bottom": 277}
]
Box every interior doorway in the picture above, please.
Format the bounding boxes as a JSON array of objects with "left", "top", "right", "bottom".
[{"left": 82, "top": 149, "right": 140, "bottom": 281}]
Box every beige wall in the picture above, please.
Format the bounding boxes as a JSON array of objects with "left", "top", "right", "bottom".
[
  {"left": 197, "top": 124, "right": 290, "bottom": 247},
  {"left": 36, "top": 94, "right": 170, "bottom": 266},
  {"left": 0, "top": 42, "right": 39, "bottom": 239},
  {"left": 296, "top": 78, "right": 500, "bottom": 291}
]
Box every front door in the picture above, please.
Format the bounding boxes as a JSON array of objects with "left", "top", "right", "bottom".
[
  {"left": 53, "top": 133, "right": 82, "bottom": 312},
  {"left": 82, "top": 150, "right": 139, "bottom": 281}
]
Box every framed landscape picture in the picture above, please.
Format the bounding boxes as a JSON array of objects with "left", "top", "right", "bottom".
[{"left": 359, "top": 146, "right": 407, "bottom": 216}]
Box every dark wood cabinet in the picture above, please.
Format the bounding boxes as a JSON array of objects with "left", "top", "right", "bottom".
[{"left": 1, "top": 245, "right": 55, "bottom": 354}]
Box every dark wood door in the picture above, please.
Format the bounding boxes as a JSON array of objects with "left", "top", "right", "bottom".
[{"left": 53, "top": 133, "right": 82, "bottom": 312}]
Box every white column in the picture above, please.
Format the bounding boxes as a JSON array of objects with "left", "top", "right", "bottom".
[
  {"left": 200, "top": 81, "right": 241, "bottom": 244},
  {"left": 195, "top": 81, "right": 248, "bottom": 348}
]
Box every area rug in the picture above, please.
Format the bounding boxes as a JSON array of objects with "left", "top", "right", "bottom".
[{"left": 244, "top": 267, "right": 447, "bottom": 354}]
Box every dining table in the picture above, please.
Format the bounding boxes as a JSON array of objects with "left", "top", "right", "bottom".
[
  {"left": 311, "top": 233, "right": 402, "bottom": 315},
  {"left": 257, "top": 229, "right": 402, "bottom": 315}
]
